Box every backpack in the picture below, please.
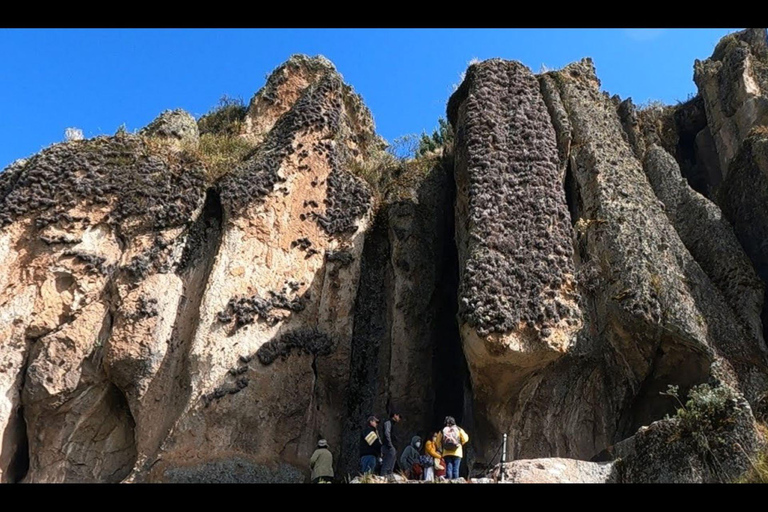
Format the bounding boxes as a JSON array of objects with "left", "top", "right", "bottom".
[
  {"left": 443, "top": 426, "right": 460, "bottom": 450},
  {"left": 418, "top": 454, "right": 434, "bottom": 468}
]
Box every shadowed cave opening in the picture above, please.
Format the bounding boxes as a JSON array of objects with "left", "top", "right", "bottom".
[
  {"left": 340, "top": 156, "right": 472, "bottom": 477},
  {"left": 431, "top": 165, "right": 468, "bottom": 434},
  {"left": 7, "top": 406, "right": 29, "bottom": 483},
  {"left": 178, "top": 188, "right": 224, "bottom": 273},
  {"left": 430, "top": 164, "right": 472, "bottom": 477}
]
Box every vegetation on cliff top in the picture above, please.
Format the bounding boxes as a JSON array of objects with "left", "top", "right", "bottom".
[{"left": 349, "top": 117, "right": 454, "bottom": 206}]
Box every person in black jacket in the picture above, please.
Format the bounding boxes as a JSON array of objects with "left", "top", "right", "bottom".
[
  {"left": 380, "top": 412, "right": 401, "bottom": 477},
  {"left": 360, "top": 415, "right": 382, "bottom": 475}
]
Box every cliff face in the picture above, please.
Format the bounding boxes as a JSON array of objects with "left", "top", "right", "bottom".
[{"left": 2, "top": 30, "right": 768, "bottom": 483}]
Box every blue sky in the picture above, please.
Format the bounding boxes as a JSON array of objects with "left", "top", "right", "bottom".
[{"left": 0, "top": 28, "right": 739, "bottom": 169}]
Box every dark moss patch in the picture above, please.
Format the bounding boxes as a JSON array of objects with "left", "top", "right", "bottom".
[
  {"left": 325, "top": 249, "right": 354, "bottom": 267},
  {"left": 39, "top": 234, "right": 81, "bottom": 245},
  {"left": 0, "top": 135, "right": 206, "bottom": 233},
  {"left": 124, "top": 295, "right": 159, "bottom": 321},
  {"left": 449, "top": 60, "right": 579, "bottom": 337},
  {"left": 202, "top": 376, "right": 250, "bottom": 407},
  {"left": 62, "top": 250, "right": 110, "bottom": 275},
  {"left": 255, "top": 328, "right": 333, "bottom": 365},
  {"left": 122, "top": 236, "right": 174, "bottom": 281},
  {"left": 217, "top": 283, "right": 308, "bottom": 330}
]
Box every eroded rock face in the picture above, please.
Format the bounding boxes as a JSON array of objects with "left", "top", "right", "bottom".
[
  {"left": 447, "top": 49, "right": 768, "bottom": 468},
  {"left": 487, "top": 458, "right": 617, "bottom": 483},
  {"left": 694, "top": 28, "right": 768, "bottom": 173},
  {"left": 132, "top": 57, "right": 376, "bottom": 483},
  {"left": 0, "top": 132, "right": 208, "bottom": 482},
  {"left": 691, "top": 29, "right": 768, "bottom": 349},
  {"left": 4, "top": 31, "right": 768, "bottom": 483},
  {"left": 448, "top": 60, "right": 582, "bottom": 462},
  {"left": 0, "top": 55, "right": 377, "bottom": 483}
]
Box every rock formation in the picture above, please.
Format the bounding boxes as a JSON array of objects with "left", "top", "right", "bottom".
[{"left": 2, "top": 29, "right": 768, "bottom": 483}]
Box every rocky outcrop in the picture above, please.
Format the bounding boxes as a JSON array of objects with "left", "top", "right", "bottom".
[
  {"left": 694, "top": 28, "right": 768, "bottom": 173},
  {"left": 0, "top": 55, "right": 378, "bottom": 483},
  {"left": 693, "top": 28, "right": 768, "bottom": 360},
  {"left": 132, "top": 58, "right": 376, "bottom": 483},
  {"left": 616, "top": 384, "right": 765, "bottom": 483},
  {"left": 488, "top": 458, "right": 617, "bottom": 483},
  {"left": 4, "top": 30, "right": 768, "bottom": 484},
  {"left": 448, "top": 60, "right": 582, "bottom": 463},
  {"left": 0, "top": 133, "right": 208, "bottom": 482},
  {"left": 447, "top": 43, "right": 768, "bottom": 467}
]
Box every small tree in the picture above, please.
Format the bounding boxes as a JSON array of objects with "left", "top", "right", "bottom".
[{"left": 417, "top": 117, "right": 454, "bottom": 157}]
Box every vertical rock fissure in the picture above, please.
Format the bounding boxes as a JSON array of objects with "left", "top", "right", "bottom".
[
  {"left": 6, "top": 334, "right": 34, "bottom": 484},
  {"left": 431, "top": 158, "right": 469, "bottom": 434},
  {"left": 340, "top": 211, "right": 390, "bottom": 476},
  {"left": 135, "top": 187, "right": 224, "bottom": 470}
]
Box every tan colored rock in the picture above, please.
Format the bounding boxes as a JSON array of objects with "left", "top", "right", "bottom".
[
  {"left": 694, "top": 28, "right": 768, "bottom": 173},
  {"left": 488, "top": 458, "right": 617, "bottom": 483},
  {"left": 127, "top": 58, "right": 376, "bottom": 483}
]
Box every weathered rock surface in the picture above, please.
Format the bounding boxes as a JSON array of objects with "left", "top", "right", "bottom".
[
  {"left": 616, "top": 385, "right": 765, "bottom": 483},
  {"left": 488, "top": 458, "right": 617, "bottom": 483},
  {"left": 694, "top": 28, "right": 768, "bottom": 370},
  {"left": 340, "top": 156, "right": 468, "bottom": 475},
  {"left": 3, "top": 30, "right": 768, "bottom": 484},
  {"left": 0, "top": 55, "right": 377, "bottom": 483},
  {"left": 448, "top": 42, "right": 768, "bottom": 468},
  {"left": 448, "top": 59, "right": 582, "bottom": 464}
]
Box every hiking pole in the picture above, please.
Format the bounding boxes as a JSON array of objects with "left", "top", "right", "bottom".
[{"left": 500, "top": 433, "right": 507, "bottom": 483}]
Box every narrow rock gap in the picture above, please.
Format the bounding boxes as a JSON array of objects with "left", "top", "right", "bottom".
[
  {"left": 7, "top": 407, "right": 29, "bottom": 483},
  {"left": 340, "top": 210, "right": 390, "bottom": 476},
  {"left": 671, "top": 97, "right": 718, "bottom": 198},
  {"left": 431, "top": 158, "right": 468, "bottom": 431},
  {"left": 133, "top": 187, "right": 224, "bottom": 472},
  {"left": 311, "top": 357, "right": 320, "bottom": 411},
  {"left": 563, "top": 158, "right": 580, "bottom": 228},
  {"left": 7, "top": 335, "right": 36, "bottom": 483}
]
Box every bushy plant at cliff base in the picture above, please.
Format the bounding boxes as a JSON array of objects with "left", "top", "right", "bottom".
[
  {"left": 661, "top": 382, "right": 768, "bottom": 482},
  {"left": 661, "top": 383, "right": 737, "bottom": 451}
]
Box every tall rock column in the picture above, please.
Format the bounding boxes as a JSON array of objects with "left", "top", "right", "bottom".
[{"left": 448, "top": 60, "right": 582, "bottom": 462}]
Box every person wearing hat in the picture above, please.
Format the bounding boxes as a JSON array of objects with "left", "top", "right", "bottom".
[
  {"left": 360, "top": 415, "right": 382, "bottom": 475},
  {"left": 310, "top": 438, "right": 334, "bottom": 483}
]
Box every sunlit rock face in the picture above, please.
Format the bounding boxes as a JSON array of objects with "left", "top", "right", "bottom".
[{"left": 3, "top": 29, "right": 768, "bottom": 484}]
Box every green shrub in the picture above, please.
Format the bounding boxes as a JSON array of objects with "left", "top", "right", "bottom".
[
  {"left": 417, "top": 117, "right": 454, "bottom": 157},
  {"left": 660, "top": 383, "right": 737, "bottom": 451}
]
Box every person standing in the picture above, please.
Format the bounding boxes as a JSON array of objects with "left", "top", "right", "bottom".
[
  {"left": 380, "top": 412, "right": 402, "bottom": 477},
  {"left": 310, "top": 438, "right": 334, "bottom": 483},
  {"left": 436, "top": 416, "right": 469, "bottom": 480},
  {"left": 422, "top": 431, "right": 442, "bottom": 481},
  {"left": 360, "top": 415, "right": 382, "bottom": 475}
]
